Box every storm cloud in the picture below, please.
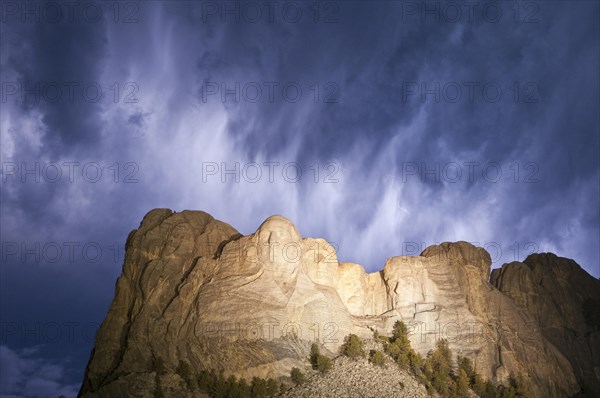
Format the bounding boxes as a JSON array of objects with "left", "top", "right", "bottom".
[{"left": 1, "top": 1, "right": 598, "bottom": 395}]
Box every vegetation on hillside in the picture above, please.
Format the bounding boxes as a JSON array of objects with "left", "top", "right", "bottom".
[
  {"left": 369, "top": 349, "right": 385, "bottom": 367},
  {"left": 171, "top": 344, "right": 329, "bottom": 397},
  {"left": 158, "top": 323, "right": 532, "bottom": 398},
  {"left": 340, "top": 333, "right": 365, "bottom": 359},
  {"left": 380, "top": 320, "right": 532, "bottom": 398},
  {"left": 185, "top": 367, "right": 280, "bottom": 398},
  {"left": 290, "top": 367, "right": 305, "bottom": 385},
  {"left": 310, "top": 343, "right": 333, "bottom": 373}
]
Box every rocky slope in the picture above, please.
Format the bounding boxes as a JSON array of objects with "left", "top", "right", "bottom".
[
  {"left": 491, "top": 254, "right": 600, "bottom": 396},
  {"left": 79, "top": 209, "right": 588, "bottom": 397},
  {"left": 281, "top": 354, "right": 429, "bottom": 398}
]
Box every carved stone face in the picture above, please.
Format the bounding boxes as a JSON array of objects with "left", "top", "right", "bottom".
[
  {"left": 256, "top": 215, "right": 303, "bottom": 267},
  {"left": 258, "top": 216, "right": 301, "bottom": 242}
]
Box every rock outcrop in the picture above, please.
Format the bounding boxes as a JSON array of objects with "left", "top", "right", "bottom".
[
  {"left": 79, "top": 209, "right": 586, "bottom": 397},
  {"left": 491, "top": 253, "right": 600, "bottom": 396}
]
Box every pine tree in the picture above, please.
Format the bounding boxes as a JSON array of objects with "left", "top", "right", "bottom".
[
  {"left": 266, "top": 378, "right": 279, "bottom": 395},
  {"left": 154, "top": 373, "right": 165, "bottom": 398},
  {"left": 238, "top": 378, "right": 250, "bottom": 397},
  {"left": 250, "top": 377, "right": 267, "bottom": 398},
  {"left": 424, "top": 339, "right": 452, "bottom": 396},
  {"left": 176, "top": 361, "right": 197, "bottom": 390},
  {"left": 457, "top": 355, "right": 476, "bottom": 384},
  {"left": 279, "top": 382, "right": 289, "bottom": 394},
  {"left": 211, "top": 372, "right": 228, "bottom": 398},
  {"left": 341, "top": 334, "right": 365, "bottom": 358},
  {"left": 392, "top": 320, "right": 410, "bottom": 343},
  {"left": 456, "top": 369, "right": 470, "bottom": 397},
  {"left": 290, "top": 367, "right": 305, "bottom": 385},
  {"left": 370, "top": 350, "right": 385, "bottom": 366},
  {"left": 317, "top": 354, "right": 333, "bottom": 373},
  {"left": 473, "top": 373, "right": 486, "bottom": 396},
  {"left": 310, "top": 343, "right": 320, "bottom": 368}
]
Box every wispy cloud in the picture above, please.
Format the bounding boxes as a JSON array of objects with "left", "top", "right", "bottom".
[{"left": 0, "top": 0, "right": 598, "bottom": 391}]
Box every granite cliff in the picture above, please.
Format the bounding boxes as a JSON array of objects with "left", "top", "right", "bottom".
[
  {"left": 79, "top": 209, "right": 597, "bottom": 397},
  {"left": 491, "top": 254, "right": 600, "bottom": 396}
]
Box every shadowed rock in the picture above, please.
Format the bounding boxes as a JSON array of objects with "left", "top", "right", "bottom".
[{"left": 491, "top": 253, "right": 600, "bottom": 396}]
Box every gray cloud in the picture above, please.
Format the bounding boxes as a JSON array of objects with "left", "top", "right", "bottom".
[
  {"left": 1, "top": 0, "right": 598, "bottom": 391},
  {"left": 0, "top": 345, "right": 79, "bottom": 398}
]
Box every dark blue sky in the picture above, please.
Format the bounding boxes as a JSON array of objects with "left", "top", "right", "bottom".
[{"left": 1, "top": 1, "right": 599, "bottom": 396}]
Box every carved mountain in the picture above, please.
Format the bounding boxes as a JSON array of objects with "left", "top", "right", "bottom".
[{"left": 79, "top": 209, "right": 588, "bottom": 397}]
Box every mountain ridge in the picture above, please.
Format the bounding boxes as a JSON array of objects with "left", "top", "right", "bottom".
[{"left": 79, "top": 209, "right": 597, "bottom": 397}]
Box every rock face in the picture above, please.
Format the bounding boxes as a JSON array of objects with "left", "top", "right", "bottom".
[
  {"left": 491, "top": 253, "right": 600, "bottom": 396},
  {"left": 79, "top": 209, "right": 584, "bottom": 397},
  {"left": 377, "top": 243, "right": 578, "bottom": 398}
]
